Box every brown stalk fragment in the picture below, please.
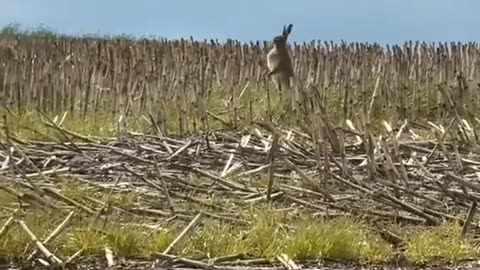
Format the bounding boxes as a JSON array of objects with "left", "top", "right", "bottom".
[
  {"left": 163, "top": 212, "right": 203, "bottom": 254},
  {"left": 266, "top": 133, "right": 280, "bottom": 201},
  {"left": 462, "top": 201, "right": 477, "bottom": 236},
  {"left": 26, "top": 211, "right": 75, "bottom": 262},
  {"left": 17, "top": 220, "right": 63, "bottom": 265}
]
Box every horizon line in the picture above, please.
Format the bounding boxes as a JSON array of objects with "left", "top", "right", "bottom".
[{"left": 2, "top": 22, "right": 480, "bottom": 48}]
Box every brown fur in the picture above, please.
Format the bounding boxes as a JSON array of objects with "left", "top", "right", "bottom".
[{"left": 266, "top": 24, "right": 294, "bottom": 98}]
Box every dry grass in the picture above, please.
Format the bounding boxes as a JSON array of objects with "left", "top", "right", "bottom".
[
  {"left": 1, "top": 185, "right": 476, "bottom": 265},
  {"left": 2, "top": 29, "right": 480, "bottom": 269},
  {"left": 2, "top": 28, "right": 480, "bottom": 136}
]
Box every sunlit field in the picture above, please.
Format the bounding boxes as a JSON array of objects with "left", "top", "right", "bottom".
[{"left": 2, "top": 26, "right": 480, "bottom": 269}]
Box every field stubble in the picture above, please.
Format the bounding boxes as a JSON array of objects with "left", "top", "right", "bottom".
[{"left": 2, "top": 31, "right": 480, "bottom": 269}]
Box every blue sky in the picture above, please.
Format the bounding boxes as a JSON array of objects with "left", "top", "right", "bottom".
[{"left": 0, "top": 0, "right": 478, "bottom": 45}]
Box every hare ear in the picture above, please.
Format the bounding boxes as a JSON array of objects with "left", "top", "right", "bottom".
[{"left": 283, "top": 24, "right": 293, "bottom": 38}]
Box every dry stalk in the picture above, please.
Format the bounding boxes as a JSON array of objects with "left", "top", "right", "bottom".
[
  {"left": 266, "top": 133, "right": 280, "bottom": 201},
  {"left": 0, "top": 183, "right": 59, "bottom": 209},
  {"left": 391, "top": 129, "right": 411, "bottom": 188},
  {"left": 2, "top": 120, "right": 45, "bottom": 196},
  {"left": 283, "top": 194, "right": 327, "bottom": 212},
  {"left": 122, "top": 164, "right": 168, "bottom": 194},
  {"left": 105, "top": 246, "right": 115, "bottom": 267},
  {"left": 245, "top": 191, "right": 284, "bottom": 204},
  {"left": 433, "top": 130, "right": 456, "bottom": 172},
  {"left": 462, "top": 201, "right": 477, "bottom": 236},
  {"left": 360, "top": 110, "right": 378, "bottom": 179},
  {"left": 154, "top": 156, "right": 175, "bottom": 214},
  {"left": 154, "top": 252, "right": 216, "bottom": 269},
  {"left": 373, "top": 224, "right": 405, "bottom": 247},
  {"left": 326, "top": 153, "right": 356, "bottom": 184},
  {"left": 37, "top": 108, "right": 82, "bottom": 152},
  {"left": 110, "top": 148, "right": 155, "bottom": 165},
  {"left": 445, "top": 173, "right": 480, "bottom": 194},
  {"left": 221, "top": 153, "right": 235, "bottom": 177},
  {"left": 379, "top": 137, "right": 401, "bottom": 198},
  {"left": 64, "top": 248, "right": 83, "bottom": 265},
  {"left": 424, "top": 117, "right": 455, "bottom": 165},
  {"left": 367, "top": 75, "right": 382, "bottom": 119},
  {"left": 26, "top": 211, "right": 75, "bottom": 262},
  {"left": 324, "top": 170, "right": 438, "bottom": 225},
  {"left": 208, "top": 253, "right": 245, "bottom": 264},
  {"left": 42, "top": 187, "right": 96, "bottom": 215},
  {"left": 163, "top": 212, "right": 203, "bottom": 254},
  {"left": 282, "top": 156, "right": 335, "bottom": 202},
  {"left": 438, "top": 84, "right": 470, "bottom": 144},
  {"left": 36, "top": 258, "right": 51, "bottom": 267},
  {"left": 166, "top": 139, "right": 197, "bottom": 161},
  {"left": 277, "top": 253, "right": 300, "bottom": 270},
  {"left": 411, "top": 156, "right": 463, "bottom": 205},
  {"left": 190, "top": 167, "right": 253, "bottom": 192},
  {"left": 148, "top": 114, "right": 174, "bottom": 154},
  {"left": 316, "top": 104, "right": 341, "bottom": 154},
  {"left": 93, "top": 174, "right": 123, "bottom": 224},
  {"left": 43, "top": 121, "right": 99, "bottom": 144},
  {"left": 0, "top": 215, "right": 15, "bottom": 240},
  {"left": 207, "top": 110, "right": 233, "bottom": 128},
  {"left": 17, "top": 220, "right": 63, "bottom": 265}
]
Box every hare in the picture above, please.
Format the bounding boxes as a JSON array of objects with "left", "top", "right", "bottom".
[{"left": 266, "top": 24, "right": 294, "bottom": 106}]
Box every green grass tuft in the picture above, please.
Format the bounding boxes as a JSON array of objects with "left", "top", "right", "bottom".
[
  {"left": 1, "top": 109, "right": 149, "bottom": 140},
  {"left": 0, "top": 185, "right": 476, "bottom": 265},
  {"left": 105, "top": 223, "right": 151, "bottom": 257},
  {"left": 63, "top": 226, "right": 106, "bottom": 256},
  {"left": 151, "top": 228, "right": 176, "bottom": 253},
  {"left": 285, "top": 216, "right": 393, "bottom": 263},
  {"left": 405, "top": 222, "right": 477, "bottom": 264},
  {"left": 180, "top": 220, "right": 248, "bottom": 258},
  {"left": 0, "top": 210, "right": 66, "bottom": 260},
  {"left": 244, "top": 207, "right": 288, "bottom": 260}
]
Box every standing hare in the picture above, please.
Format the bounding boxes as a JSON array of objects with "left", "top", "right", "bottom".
[{"left": 266, "top": 24, "right": 294, "bottom": 108}]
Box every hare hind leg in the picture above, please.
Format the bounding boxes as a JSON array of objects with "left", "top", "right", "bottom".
[
  {"left": 279, "top": 76, "right": 295, "bottom": 114},
  {"left": 274, "top": 76, "right": 284, "bottom": 105}
]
